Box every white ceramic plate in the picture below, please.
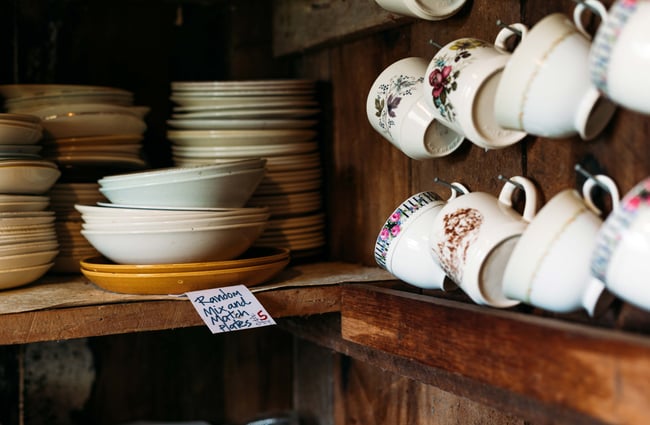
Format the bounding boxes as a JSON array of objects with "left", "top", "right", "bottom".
[
  {"left": 173, "top": 100, "right": 318, "bottom": 113},
  {"left": 171, "top": 79, "right": 315, "bottom": 91},
  {"left": 171, "top": 108, "right": 319, "bottom": 120},
  {"left": 166, "top": 118, "right": 317, "bottom": 130},
  {"left": 41, "top": 112, "right": 146, "bottom": 139},
  {"left": 167, "top": 129, "right": 316, "bottom": 146},
  {"left": 170, "top": 95, "right": 314, "bottom": 108},
  {"left": 172, "top": 141, "right": 318, "bottom": 158}
]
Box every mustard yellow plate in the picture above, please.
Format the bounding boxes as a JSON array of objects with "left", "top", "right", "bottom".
[{"left": 80, "top": 258, "right": 289, "bottom": 295}]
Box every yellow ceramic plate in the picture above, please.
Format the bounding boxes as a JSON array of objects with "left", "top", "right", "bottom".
[
  {"left": 79, "top": 246, "right": 289, "bottom": 274},
  {"left": 80, "top": 258, "right": 290, "bottom": 295}
]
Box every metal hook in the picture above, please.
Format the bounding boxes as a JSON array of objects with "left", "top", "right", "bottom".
[
  {"left": 571, "top": 0, "right": 601, "bottom": 15},
  {"left": 574, "top": 164, "right": 611, "bottom": 193},
  {"left": 428, "top": 40, "right": 443, "bottom": 50},
  {"left": 496, "top": 19, "right": 523, "bottom": 37},
  {"left": 434, "top": 177, "right": 465, "bottom": 195},
  {"left": 498, "top": 174, "right": 525, "bottom": 191}
]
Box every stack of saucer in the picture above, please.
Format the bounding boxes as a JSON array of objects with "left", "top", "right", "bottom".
[
  {"left": 166, "top": 79, "right": 326, "bottom": 258},
  {"left": 0, "top": 84, "right": 149, "bottom": 181}
]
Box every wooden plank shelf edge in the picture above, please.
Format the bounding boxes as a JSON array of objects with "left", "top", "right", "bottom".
[{"left": 340, "top": 284, "right": 650, "bottom": 425}]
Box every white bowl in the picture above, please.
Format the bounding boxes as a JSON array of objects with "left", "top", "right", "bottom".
[
  {"left": 75, "top": 203, "right": 268, "bottom": 219},
  {"left": 0, "top": 160, "right": 61, "bottom": 194},
  {"left": 81, "top": 212, "right": 270, "bottom": 231},
  {"left": 97, "top": 159, "right": 265, "bottom": 188},
  {"left": 81, "top": 221, "right": 267, "bottom": 264},
  {"left": 0, "top": 262, "right": 54, "bottom": 290},
  {"left": 98, "top": 167, "right": 266, "bottom": 208}
]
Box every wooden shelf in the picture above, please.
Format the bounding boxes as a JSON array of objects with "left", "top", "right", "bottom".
[
  {"left": 331, "top": 285, "right": 650, "bottom": 425},
  {"left": 0, "top": 261, "right": 391, "bottom": 345}
]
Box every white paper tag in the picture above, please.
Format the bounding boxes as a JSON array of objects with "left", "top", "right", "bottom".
[{"left": 186, "top": 285, "right": 276, "bottom": 334}]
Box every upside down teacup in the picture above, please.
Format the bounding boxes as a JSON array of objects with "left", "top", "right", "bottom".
[
  {"left": 494, "top": 0, "right": 617, "bottom": 140},
  {"left": 503, "top": 175, "right": 620, "bottom": 316},
  {"left": 367, "top": 57, "right": 465, "bottom": 160},
  {"left": 429, "top": 176, "right": 538, "bottom": 307},
  {"left": 424, "top": 25, "right": 528, "bottom": 150},
  {"left": 589, "top": 0, "right": 650, "bottom": 115},
  {"left": 591, "top": 177, "right": 650, "bottom": 311},
  {"left": 374, "top": 185, "right": 468, "bottom": 291},
  {"left": 374, "top": 0, "right": 467, "bottom": 21}
]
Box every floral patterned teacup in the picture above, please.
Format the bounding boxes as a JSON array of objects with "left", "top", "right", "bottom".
[
  {"left": 591, "top": 177, "right": 650, "bottom": 311},
  {"left": 424, "top": 26, "right": 528, "bottom": 150},
  {"left": 429, "top": 176, "right": 538, "bottom": 307},
  {"left": 374, "top": 185, "right": 467, "bottom": 291},
  {"left": 494, "top": 1, "right": 617, "bottom": 140},
  {"left": 366, "top": 57, "right": 464, "bottom": 160},
  {"left": 589, "top": 0, "right": 650, "bottom": 115}
]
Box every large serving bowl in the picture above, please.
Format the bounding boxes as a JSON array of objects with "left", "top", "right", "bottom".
[
  {"left": 98, "top": 167, "right": 266, "bottom": 208},
  {"left": 80, "top": 221, "right": 268, "bottom": 264}
]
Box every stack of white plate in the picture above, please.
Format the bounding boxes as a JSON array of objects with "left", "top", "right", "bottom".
[
  {"left": 0, "top": 84, "right": 149, "bottom": 180},
  {"left": 48, "top": 183, "right": 107, "bottom": 273},
  {"left": 0, "top": 210, "right": 59, "bottom": 290},
  {"left": 166, "top": 79, "right": 326, "bottom": 258}
]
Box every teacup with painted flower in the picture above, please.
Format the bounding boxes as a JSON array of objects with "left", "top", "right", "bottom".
[
  {"left": 375, "top": 184, "right": 467, "bottom": 291},
  {"left": 424, "top": 26, "right": 528, "bottom": 150}
]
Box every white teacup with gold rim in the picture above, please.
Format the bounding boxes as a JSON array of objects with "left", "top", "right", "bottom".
[
  {"left": 503, "top": 175, "right": 620, "bottom": 316},
  {"left": 374, "top": 0, "right": 467, "bottom": 21},
  {"left": 429, "top": 176, "right": 538, "bottom": 307},
  {"left": 367, "top": 57, "right": 465, "bottom": 160},
  {"left": 424, "top": 26, "right": 528, "bottom": 150},
  {"left": 589, "top": 0, "right": 650, "bottom": 114},
  {"left": 375, "top": 185, "right": 467, "bottom": 291},
  {"left": 494, "top": 0, "right": 617, "bottom": 140}
]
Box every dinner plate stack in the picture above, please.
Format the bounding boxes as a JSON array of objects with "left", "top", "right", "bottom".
[
  {"left": 48, "top": 183, "right": 107, "bottom": 273},
  {"left": 0, "top": 158, "right": 61, "bottom": 289},
  {"left": 0, "top": 84, "right": 149, "bottom": 182},
  {"left": 166, "top": 79, "right": 326, "bottom": 259}
]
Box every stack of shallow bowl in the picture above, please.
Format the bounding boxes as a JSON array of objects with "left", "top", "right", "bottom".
[
  {"left": 0, "top": 84, "right": 149, "bottom": 180},
  {"left": 166, "top": 79, "right": 326, "bottom": 259},
  {"left": 75, "top": 161, "right": 289, "bottom": 293},
  {"left": 0, "top": 113, "right": 44, "bottom": 160},
  {"left": 0, "top": 143, "right": 61, "bottom": 289}
]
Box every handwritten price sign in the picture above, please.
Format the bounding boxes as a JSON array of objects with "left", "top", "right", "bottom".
[{"left": 186, "top": 285, "right": 275, "bottom": 334}]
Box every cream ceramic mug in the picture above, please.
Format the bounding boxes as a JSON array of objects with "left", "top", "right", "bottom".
[
  {"left": 503, "top": 175, "right": 620, "bottom": 316},
  {"left": 429, "top": 176, "right": 538, "bottom": 307},
  {"left": 374, "top": 0, "right": 467, "bottom": 20},
  {"left": 589, "top": 0, "right": 650, "bottom": 114},
  {"left": 374, "top": 184, "right": 468, "bottom": 291},
  {"left": 424, "top": 26, "right": 528, "bottom": 150},
  {"left": 493, "top": 0, "right": 617, "bottom": 140},
  {"left": 367, "top": 57, "right": 464, "bottom": 160}
]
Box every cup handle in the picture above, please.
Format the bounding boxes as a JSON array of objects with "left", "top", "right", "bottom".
[
  {"left": 573, "top": 0, "right": 608, "bottom": 38},
  {"left": 582, "top": 174, "right": 621, "bottom": 215},
  {"left": 493, "top": 23, "right": 528, "bottom": 53},
  {"left": 497, "top": 176, "right": 538, "bottom": 222},
  {"left": 447, "top": 182, "right": 469, "bottom": 201}
]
